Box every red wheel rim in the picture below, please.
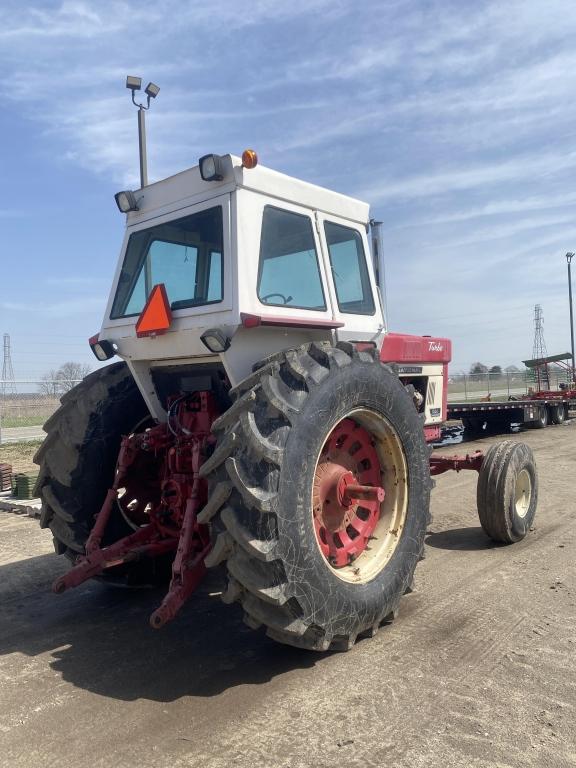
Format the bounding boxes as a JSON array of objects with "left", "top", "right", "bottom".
[
  {"left": 313, "top": 418, "right": 384, "bottom": 568},
  {"left": 117, "top": 448, "right": 162, "bottom": 528},
  {"left": 116, "top": 418, "right": 162, "bottom": 529}
]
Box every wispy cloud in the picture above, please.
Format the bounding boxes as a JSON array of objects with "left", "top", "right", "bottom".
[
  {"left": 357, "top": 151, "right": 576, "bottom": 204},
  {"left": 397, "top": 193, "right": 576, "bottom": 228},
  {"left": 0, "top": 2, "right": 158, "bottom": 41}
]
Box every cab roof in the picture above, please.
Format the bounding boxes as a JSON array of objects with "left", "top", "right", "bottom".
[{"left": 125, "top": 154, "right": 370, "bottom": 227}]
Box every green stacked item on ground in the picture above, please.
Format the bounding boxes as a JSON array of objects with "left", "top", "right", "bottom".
[{"left": 12, "top": 473, "right": 39, "bottom": 499}]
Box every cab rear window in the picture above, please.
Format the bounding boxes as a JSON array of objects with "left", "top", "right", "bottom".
[{"left": 111, "top": 206, "right": 223, "bottom": 319}]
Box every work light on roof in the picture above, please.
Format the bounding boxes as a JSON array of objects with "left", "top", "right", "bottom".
[
  {"left": 199, "top": 154, "right": 225, "bottom": 182},
  {"left": 114, "top": 189, "right": 140, "bottom": 213}
]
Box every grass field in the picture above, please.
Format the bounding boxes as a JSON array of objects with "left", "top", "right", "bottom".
[
  {"left": 0, "top": 440, "right": 43, "bottom": 474},
  {"left": 0, "top": 396, "right": 58, "bottom": 429},
  {"left": 0, "top": 414, "right": 50, "bottom": 428}
]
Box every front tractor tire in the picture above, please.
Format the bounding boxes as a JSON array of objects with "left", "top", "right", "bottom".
[
  {"left": 34, "top": 363, "right": 153, "bottom": 582},
  {"left": 200, "top": 342, "right": 432, "bottom": 652}
]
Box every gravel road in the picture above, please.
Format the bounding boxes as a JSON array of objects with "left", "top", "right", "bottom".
[
  {"left": 1, "top": 423, "right": 574, "bottom": 768},
  {"left": 0, "top": 425, "right": 44, "bottom": 444}
]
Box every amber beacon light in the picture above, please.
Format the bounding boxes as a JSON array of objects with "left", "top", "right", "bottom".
[{"left": 242, "top": 149, "right": 258, "bottom": 169}]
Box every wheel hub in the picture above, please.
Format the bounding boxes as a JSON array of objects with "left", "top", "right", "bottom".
[
  {"left": 313, "top": 418, "right": 384, "bottom": 568},
  {"left": 514, "top": 467, "right": 532, "bottom": 518},
  {"left": 117, "top": 448, "right": 163, "bottom": 528}
]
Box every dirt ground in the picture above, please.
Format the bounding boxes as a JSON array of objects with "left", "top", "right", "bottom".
[{"left": 0, "top": 423, "right": 575, "bottom": 768}]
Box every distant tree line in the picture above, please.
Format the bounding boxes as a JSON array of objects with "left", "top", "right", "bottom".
[
  {"left": 38, "top": 362, "right": 91, "bottom": 396},
  {"left": 468, "top": 363, "right": 521, "bottom": 377}
]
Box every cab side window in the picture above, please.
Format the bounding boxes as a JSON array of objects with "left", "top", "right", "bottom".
[
  {"left": 258, "top": 206, "right": 327, "bottom": 310},
  {"left": 324, "top": 221, "right": 375, "bottom": 315}
]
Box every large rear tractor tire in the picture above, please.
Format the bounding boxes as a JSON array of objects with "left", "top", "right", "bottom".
[
  {"left": 200, "top": 342, "right": 432, "bottom": 651},
  {"left": 476, "top": 441, "right": 537, "bottom": 544},
  {"left": 34, "top": 363, "right": 159, "bottom": 584}
]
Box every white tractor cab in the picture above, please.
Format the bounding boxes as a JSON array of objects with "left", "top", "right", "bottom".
[{"left": 94, "top": 151, "right": 449, "bottom": 437}]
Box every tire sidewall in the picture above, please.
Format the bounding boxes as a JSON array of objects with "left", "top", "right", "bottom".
[
  {"left": 552, "top": 404, "right": 565, "bottom": 424},
  {"left": 275, "top": 359, "right": 430, "bottom": 634},
  {"left": 537, "top": 407, "right": 548, "bottom": 428},
  {"left": 41, "top": 364, "right": 150, "bottom": 549},
  {"left": 505, "top": 447, "right": 538, "bottom": 541}
]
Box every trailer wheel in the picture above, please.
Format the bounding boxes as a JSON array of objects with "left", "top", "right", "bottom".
[
  {"left": 476, "top": 441, "right": 537, "bottom": 543},
  {"left": 201, "top": 341, "right": 432, "bottom": 651},
  {"left": 550, "top": 404, "right": 565, "bottom": 425},
  {"left": 33, "top": 363, "right": 164, "bottom": 584},
  {"left": 531, "top": 406, "right": 548, "bottom": 429}
]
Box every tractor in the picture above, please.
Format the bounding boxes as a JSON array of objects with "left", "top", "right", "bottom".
[{"left": 35, "top": 150, "right": 538, "bottom": 651}]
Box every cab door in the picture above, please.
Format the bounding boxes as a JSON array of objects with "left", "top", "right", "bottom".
[{"left": 315, "top": 212, "right": 385, "bottom": 343}]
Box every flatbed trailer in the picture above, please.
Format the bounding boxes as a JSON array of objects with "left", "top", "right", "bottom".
[{"left": 448, "top": 398, "right": 574, "bottom": 433}]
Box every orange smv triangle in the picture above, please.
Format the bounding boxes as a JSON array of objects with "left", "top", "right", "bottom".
[{"left": 135, "top": 283, "right": 172, "bottom": 338}]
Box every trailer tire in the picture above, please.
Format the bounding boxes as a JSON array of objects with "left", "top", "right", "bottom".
[
  {"left": 550, "top": 404, "right": 565, "bottom": 425},
  {"left": 33, "top": 363, "right": 162, "bottom": 584},
  {"left": 531, "top": 406, "right": 548, "bottom": 429},
  {"left": 201, "top": 341, "right": 432, "bottom": 651},
  {"left": 476, "top": 441, "right": 537, "bottom": 543}
]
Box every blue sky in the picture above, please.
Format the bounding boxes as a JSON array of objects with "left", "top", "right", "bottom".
[{"left": 1, "top": 0, "right": 576, "bottom": 378}]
